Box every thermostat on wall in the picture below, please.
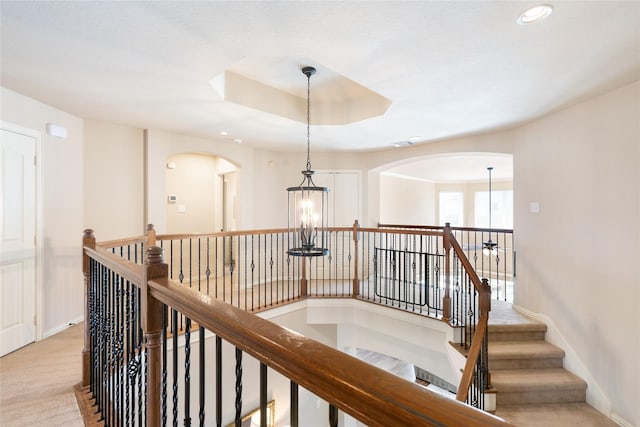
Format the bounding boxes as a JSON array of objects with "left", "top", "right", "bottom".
[{"left": 168, "top": 195, "right": 177, "bottom": 203}]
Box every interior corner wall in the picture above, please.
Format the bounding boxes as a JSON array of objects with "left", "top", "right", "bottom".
[
  {"left": 84, "top": 120, "right": 144, "bottom": 240},
  {"left": 513, "top": 80, "right": 639, "bottom": 426},
  {"left": 0, "top": 87, "right": 84, "bottom": 337}
]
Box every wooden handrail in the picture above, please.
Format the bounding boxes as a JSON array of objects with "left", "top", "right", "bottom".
[
  {"left": 378, "top": 223, "right": 514, "bottom": 234},
  {"left": 83, "top": 245, "right": 144, "bottom": 286},
  {"left": 447, "top": 230, "right": 484, "bottom": 293},
  {"left": 456, "top": 315, "right": 488, "bottom": 402},
  {"left": 147, "top": 275, "right": 511, "bottom": 427}
]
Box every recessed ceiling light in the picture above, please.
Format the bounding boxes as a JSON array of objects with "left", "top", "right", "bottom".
[
  {"left": 518, "top": 4, "right": 553, "bottom": 24},
  {"left": 220, "top": 131, "right": 229, "bottom": 136},
  {"left": 233, "top": 138, "right": 242, "bottom": 144}
]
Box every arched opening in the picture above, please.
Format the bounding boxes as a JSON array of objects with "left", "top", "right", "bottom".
[
  {"left": 165, "top": 152, "right": 238, "bottom": 234},
  {"left": 377, "top": 153, "right": 513, "bottom": 228}
]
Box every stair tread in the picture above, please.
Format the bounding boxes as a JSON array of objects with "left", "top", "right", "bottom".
[
  {"left": 492, "top": 368, "right": 587, "bottom": 391},
  {"left": 495, "top": 402, "right": 617, "bottom": 427},
  {"left": 489, "top": 340, "right": 565, "bottom": 360}
]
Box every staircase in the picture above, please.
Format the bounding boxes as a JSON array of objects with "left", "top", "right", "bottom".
[{"left": 489, "top": 302, "right": 616, "bottom": 426}]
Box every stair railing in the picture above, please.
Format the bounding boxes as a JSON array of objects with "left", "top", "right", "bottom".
[
  {"left": 82, "top": 228, "right": 511, "bottom": 426},
  {"left": 87, "top": 221, "right": 495, "bottom": 413}
]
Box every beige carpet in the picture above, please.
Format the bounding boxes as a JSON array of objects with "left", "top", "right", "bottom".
[{"left": 0, "top": 323, "right": 84, "bottom": 426}]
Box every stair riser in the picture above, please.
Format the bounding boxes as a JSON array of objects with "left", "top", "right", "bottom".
[
  {"left": 489, "top": 331, "right": 546, "bottom": 342},
  {"left": 490, "top": 358, "right": 563, "bottom": 370},
  {"left": 497, "top": 389, "right": 586, "bottom": 405}
]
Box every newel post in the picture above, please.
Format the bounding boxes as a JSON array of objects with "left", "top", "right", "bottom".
[
  {"left": 442, "top": 222, "right": 452, "bottom": 323},
  {"left": 142, "top": 246, "right": 167, "bottom": 426},
  {"left": 146, "top": 223, "right": 156, "bottom": 247},
  {"left": 352, "top": 220, "right": 360, "bottom": 297},
  {"left": 82, "top": 229, "right": 96, "bottom": 387}
]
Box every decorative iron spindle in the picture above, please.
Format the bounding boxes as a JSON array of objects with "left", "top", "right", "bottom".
[
  {"left": 184, "top": 317, "right": 192, "bottom": 427},
  {"left": 234, "top": 348, "right": 243, "bottom": 427},
  {"left": 199, "top": 326, "right": 205, "bottom": 427}
]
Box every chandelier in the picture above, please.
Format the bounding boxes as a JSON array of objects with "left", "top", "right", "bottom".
[{"left": 287, "top": 66, "right": 329, "bottom": 257}]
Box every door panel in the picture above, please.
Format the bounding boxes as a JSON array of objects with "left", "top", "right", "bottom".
[{"left": 0, "top": 128, "right": 36, "bottom": 356}]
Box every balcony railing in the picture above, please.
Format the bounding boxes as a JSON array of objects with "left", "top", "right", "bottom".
[{"left": 82, "top": 223, "right": 508, "bottom": 426}]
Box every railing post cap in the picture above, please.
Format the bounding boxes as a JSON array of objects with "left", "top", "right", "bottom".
[
  {"left": 146, "top": 224, "right": 155, "bottom": 231},
  {"left": 145, "top": 246, "right": 164, "bottom": 264},
  {"left": 83, "top": 229, "right": 94, "bottom": 238}
]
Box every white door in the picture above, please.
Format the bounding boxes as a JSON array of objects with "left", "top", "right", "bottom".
[{"left": 0, "top": 127, "right": 37, "bottom": 356}]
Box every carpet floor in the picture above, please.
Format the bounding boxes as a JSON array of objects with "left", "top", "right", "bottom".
[{"left": 0, "top": 323, "right": 84, "bottom": 426}]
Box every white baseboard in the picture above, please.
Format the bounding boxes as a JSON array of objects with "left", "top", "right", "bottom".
[
  {"left": 611, "top": 413, "right": 633, "bottom": 427},
  {"left": 512, "top": 304, "right": 612, "bottom": 418},
  {"left": 42, "top": 315, "right": 84, "bottom": 339}
]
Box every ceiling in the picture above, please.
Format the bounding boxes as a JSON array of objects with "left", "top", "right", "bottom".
[{"left": 1, "top": 1, "right": 639, "bottom": 155}]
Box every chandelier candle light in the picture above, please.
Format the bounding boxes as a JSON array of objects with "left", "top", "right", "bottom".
[{"left": 287, "top": 66, "right": 329, "bottom": 257}]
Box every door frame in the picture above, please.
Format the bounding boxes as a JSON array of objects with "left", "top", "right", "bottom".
[{"left": 1, "top": 121, "right": 44, "bottom": 341}]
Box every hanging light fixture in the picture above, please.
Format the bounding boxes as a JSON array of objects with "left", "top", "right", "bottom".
[
  {"left": 287, "top": 66, "right": 329, "bottom": 257},
  {"left": 483, "top": 166, "right": 498, "bottom": 256}
]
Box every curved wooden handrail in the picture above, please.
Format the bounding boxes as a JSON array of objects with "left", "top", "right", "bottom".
[
  {"left": 148, "top": 276, "right": 510, "bottom": 427},
  {"left": 448, "top": 231, "right": 484, "bottom": 293},
  {"left": 456, "top": 279, "right": 491, "bottom": 402}
]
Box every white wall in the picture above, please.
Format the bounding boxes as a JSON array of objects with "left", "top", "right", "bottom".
[
  {"left": 513, "top": 80, "right": 639, "bottom": 426},
  {"left": 84, "top": 120, "right": 144, "bottom": 240},
  {"left": 380, "top": 175, "right": 436, "bottom": 225},
  {"left": 0, "top": 87, "right": 84, "bottom": 337},
  {"left": 165, "top": 153, "right": 218, "bottom": 234}
]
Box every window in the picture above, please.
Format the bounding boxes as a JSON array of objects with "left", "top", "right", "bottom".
[
  {"left": 439, "top": 192, "right": 464, "bottom": 226},
  {"left": 474, "top": 190, "right": 513, "bottom": 228}
]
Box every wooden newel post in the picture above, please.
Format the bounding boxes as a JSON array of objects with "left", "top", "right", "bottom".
[
  {"left": 142, "top": 246, "right": 168, "bottom": 426},
  {"left": 82, "top": 229, "right": 96, "bottom": 387},
  {"left": 146, "top": 223, "right": 156, "bottom": 247},
  {"left": 442, "top": 223, "right": 452, "bottom": 323},
  {"left": 352, "top": 220, "right": 360, "bottom": 297},
  {"left": 479, "top": 278, "right": 492, "bottom": 318}
]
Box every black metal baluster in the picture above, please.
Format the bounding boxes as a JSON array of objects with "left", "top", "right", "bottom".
[
  {"left": 329, "top": 404, "right": 338, "bottom": 427},
  {"left": 206, "top": 237, "right": 211, "bottom": 295},
  {"left": 172, "top": 309, "right": 179, "bottom": 427},
  {"left": 184, "top": 317, "right": 192, "bottom": 427},
  {"left": 222, "top": 236, "right": 227, "bottom": 303},
  {"left": 216, "top": 336, "right": 222, "bottom": 427},
  {"left": 290, "top": 381, "right": 298, "bottom": 427},
  {"left": 199, "top": 326, "right": 205, "bottom": 427},
  {"left": 125, "top": 280, "right": 132, "bottom": 426},
  {"left": 260, "top": 363, "right": 267, "bottom": 427},
  {"left": 234, "top": 348, "right": 242, "bottom": 427},
  {"left": 270, "top": 234, "right": 274, "bottom": 306},
  {"left": 162, "top": 304, "right": 168, "bottom": 426},
  {"left": 137, "top": 286, "right": 144, "bottom": 427}
]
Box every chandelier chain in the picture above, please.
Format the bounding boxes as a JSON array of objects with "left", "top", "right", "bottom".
[{"left": 306, "top": 71, "right": 311, "bottom": 171}]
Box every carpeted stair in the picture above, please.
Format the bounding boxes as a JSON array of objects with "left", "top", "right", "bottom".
[{"left": 489, "top": 304, "right": 616, "bottom": 426}]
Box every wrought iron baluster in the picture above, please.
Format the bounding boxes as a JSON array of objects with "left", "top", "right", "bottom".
[
  {"left": 290, "top": 381, "right": 299, "bottom": 427},
  {"left": 216, "top": 336, "right": 222, "bottom": 427},
  {"left": 162, "top": 304, "right": 168, "bottom": 427},
  {"left": 172, "top": 308, "right": 179, "bottom": 427},
  {"left": 260, "top": 363, "right": 267, "bottom": 427},
  {"left": 184, "top": 317, "right": 192, "bottom": 427},
  {"left": 234, "top": 348, "right": 243, "bottom": 427},
  {"left": 199, "top": 326, "right": 205, "bottom": 427}
]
